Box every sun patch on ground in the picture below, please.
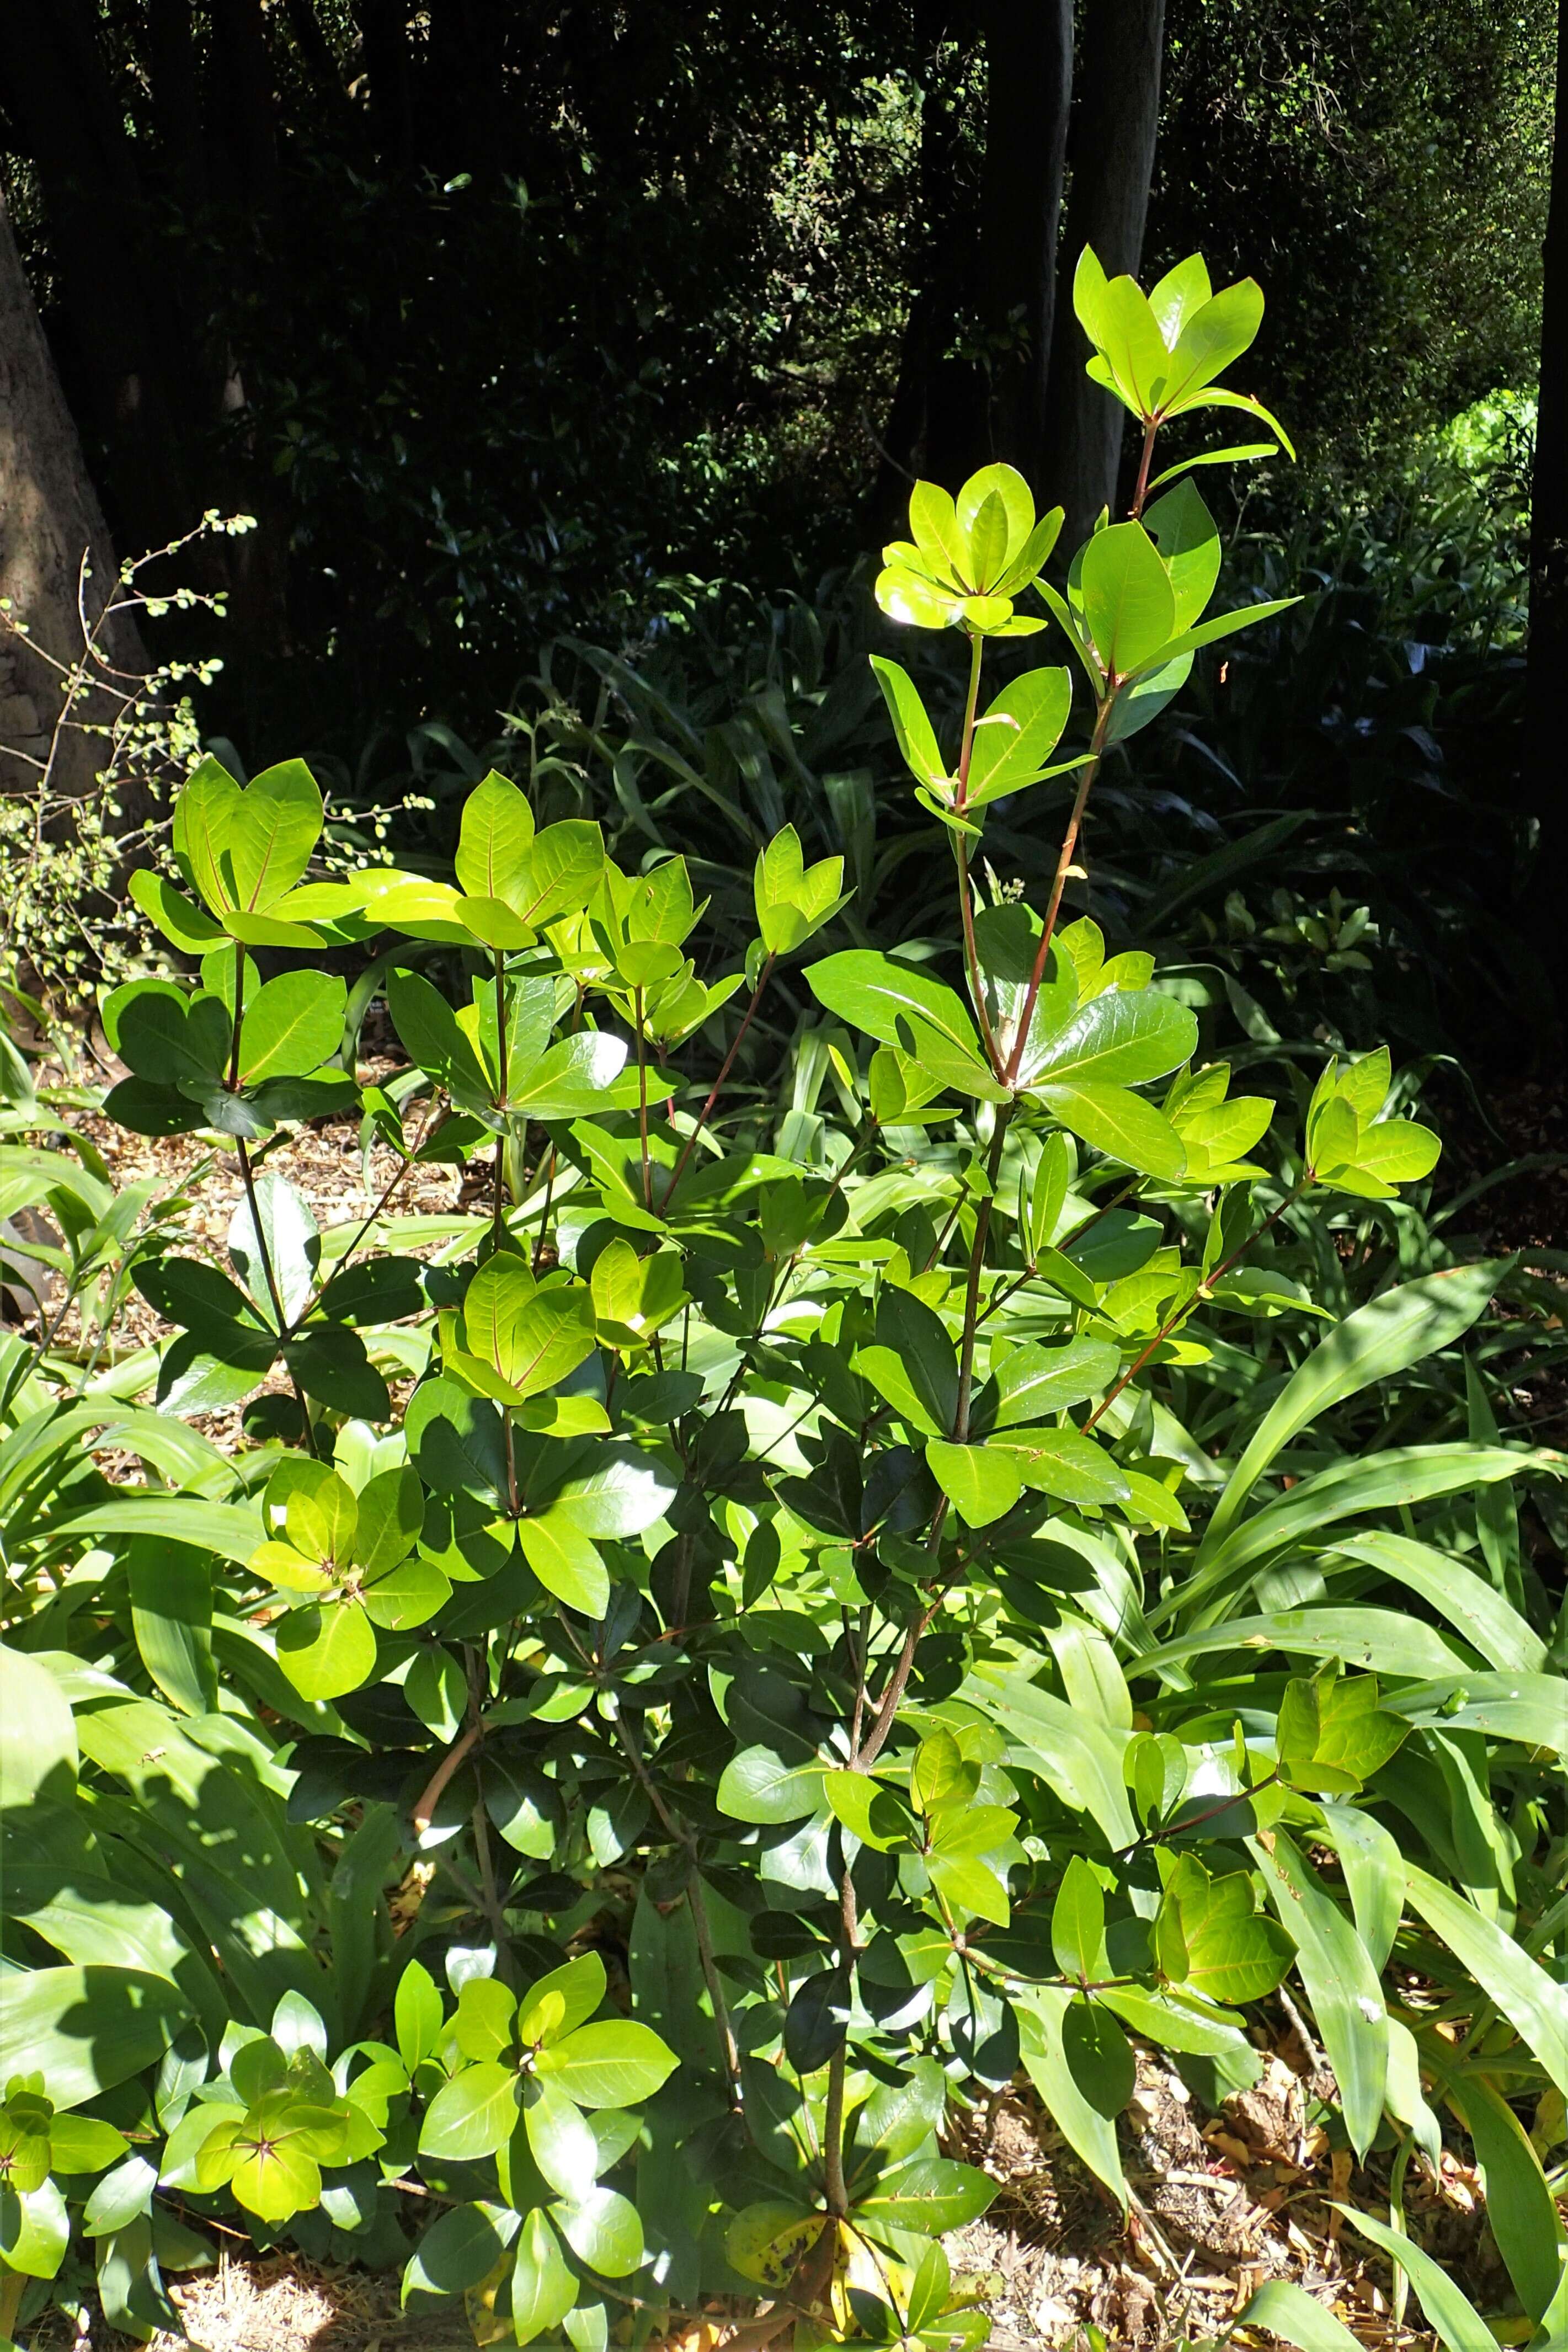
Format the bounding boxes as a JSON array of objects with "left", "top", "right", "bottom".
[{"left": 146, "top": 2253, "right": 403, "bottom": 2352}]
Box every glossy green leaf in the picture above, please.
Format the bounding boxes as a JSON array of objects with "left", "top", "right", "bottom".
[
  {"left": 966, "top": 669, "right": 1073, "bottom": 803},
  {"left": 534, "top": 2020, "right": 679, "bottom": 2108},
  {"left": 402, "top": 2199, "right": 519, "bottom": 2302},
  {"left": 716, "top": 1745, "right": 829, "bottom": 1825},
  {"left": 553, "top": 2185, "right": 644, "bottom": 2278},
  {"left": 226, "top": 761, "right": 323, "bottom": 911},
  {"left": 853, "top": 2154, "right": 995, "bottom": 2238},
  {"left": 511, "top": 2207, "right": 579, "bottom": 2346},
  {"left": 925, "top": 1439, "right": 1021, "bottom": 1529},
  {"left": 455, "top": 771, "right": 536, "bottom": 904},
  {"left": 514, "top": 1513, "right": 605, "bottom": 1617},
  {"left": 526, "top": 2080, "right": 601, "bottom": 2200},
  {"left": 870, "top": 657, "right": 945, "bottom": 789},
  {"left": 419, "top": 2061, "right": 520, "bottom": 2162},
  {"left": 1080, "top": 523, "right": 1176, "bottom": 676},
  {"left": 238, "top": 970, "right": 346, "bottom": 1085},
  {"left": 1051, "top": 1857, "right": 1107, "bottom": 1982}
]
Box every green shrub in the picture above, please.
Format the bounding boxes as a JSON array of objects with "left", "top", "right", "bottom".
[{"left": 1, "top": 249, "right": 1565, "bottom": 2352}]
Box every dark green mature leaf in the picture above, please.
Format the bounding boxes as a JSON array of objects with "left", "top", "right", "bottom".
[
  {"left": 784, "top": 1967, "right": 850, "bottom": 2073},
  {"left": 402, "top": 2199, "right": 518, "bottom": 2302},
  {"left": 717, "top": 1746, "right": 829, "bottom": 1825},
  {"left": 873, "top": 1287, "right": 958, "bottom": 1436},
  {"left": 853, "top": 2156, "right": 994, "bottom": 2238},
  {"left": 238, "top": 972, "right": 346, "bottom": 1084},
  {"left": 158, "top": 1321, "right": 279, "bottom": 1414}
]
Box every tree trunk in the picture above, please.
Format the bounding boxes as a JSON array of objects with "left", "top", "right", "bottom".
[
  {"left": 977, "top": 0, "right": 1073, "bottom": 490},
  {"left": 144, "top": 0, "right": 209, "bottom": 219},
  {"left": 0, "top": 0, "right": 199, "bottom": 547},
  {"left": 0, "top": 186, "right": 144, "bottom": 806},
  {"left": 1043, "top": 0, "right": 1166, "bottom": 545},
  {"left": 353, "top": 0, "right": 417, "bottom": 173},
  {"left": 426, "top": 0, "right": 509, "bottom": 183},
  {"left": 870, "top": 26, "right": 977, "bottom": 526},
  {"left": 1525, "top": 0, "right": 1568, "bottom": 1033},
  {"left": 205, "top": 0, "right": 281, "bottom": 216}
]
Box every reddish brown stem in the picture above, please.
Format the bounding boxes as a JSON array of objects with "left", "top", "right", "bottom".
[
  {"left": 634, "top": 985, "right": 652, "bottom": 1209},
  {"left": 1084, "top": 1186, "right": 1303, "bottom": 1432},
  {"left": 412, "top": 1721, "right": 482, "bottom": 1837},
  {"left": 665, "top": 953, "right": 776, "bottom": 1199},
  {"left": 1131, "top": 418, "right": 1160, "bottom": 520},
  {"left": 1004, "top": 693, "right": 1116, "bottom": 1086},
  {"left": 951, "top": 632, "right": 1005, "bottom": 1078}
]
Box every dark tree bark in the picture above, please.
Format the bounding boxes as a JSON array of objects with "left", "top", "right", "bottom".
[
  {"left": 426, "top": 0, "right": 509, "bottom": 183},
  {"left": 1043, "top": 0, "right": 1166, "bottom": 543},
  {"left": 0, "top": 0, "right": 198, "bottom": 545},
  {"left": 0, "top": 185, "right": 145, "bottom": 804},
  {"left": 279, "top": 0, "right": 349, "bottom": 105},
  {"left": 1525, "top": 0, "right": 1568, "bottom": 1031},
  {"left": 143, "top": 0, "right": 209, "bottom": 219},
  {"left": 976, "top": 0, "right": 1073, "bottom": 490},
  {"left": 871, "top": 22, "right": 977, "bottom": 524},
  {"left": 353, "top": 0, "right": 417, "bottom": 173},
  {"left": 205, "top": 0, "right": 281, "bottom": 215}
]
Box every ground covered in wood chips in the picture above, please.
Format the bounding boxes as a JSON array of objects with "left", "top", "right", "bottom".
[{"left": 19, "top": 1070, "right": 1552, "bottom": 2352}]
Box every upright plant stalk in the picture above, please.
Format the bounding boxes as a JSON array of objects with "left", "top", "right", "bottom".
[
  {"left": 634, "top": 985, "right": 653, "bottom": 1209},
  {"left": 1004, "top": 690, "right": 1116, "bottom": 1084},
  {"left": 492, "top": 950, "right": 510, "bottom": 1244},
  {"left": 666, "top": 952, "right": 777, "bottom": 1197},
  {"left": 234, "top": 1135, "right": 318, "bottom": 1458},
  {"left": 952, "top": 631, "right": 1004, "bottom": 1079}
]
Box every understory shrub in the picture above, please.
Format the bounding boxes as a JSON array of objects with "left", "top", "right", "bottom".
[{"left": 1, "top": 250, "right": 1565, "bottom": 2352}]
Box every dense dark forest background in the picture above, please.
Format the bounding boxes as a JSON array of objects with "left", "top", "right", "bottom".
[{"left": 0, "top": 0, "right": 1564, "bottom": 1057}]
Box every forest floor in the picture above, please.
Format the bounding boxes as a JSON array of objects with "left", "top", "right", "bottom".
[{"left": 22, "top": 1063, "right": 1565, "bottom": 2352}]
